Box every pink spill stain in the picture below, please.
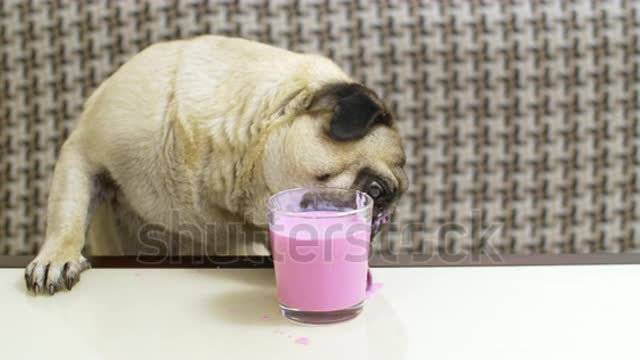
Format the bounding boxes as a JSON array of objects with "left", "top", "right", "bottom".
[
  {"left": 366, "top": 282, "right": 384, "bottom": 299},
  {"left": 260, "top": 315, "right": 270, "bottom": 320},
  {"left": 295, "top": 337, "right": 310, "bottom": 345}
]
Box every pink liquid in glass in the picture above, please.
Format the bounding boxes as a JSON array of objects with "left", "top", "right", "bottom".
[{"left": 270, "top": 211, "right": 371, "bottom": 312}]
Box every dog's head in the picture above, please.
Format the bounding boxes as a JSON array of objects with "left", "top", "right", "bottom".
[{"left": 260, "top": 82, "right": 408, "bottom": 232}]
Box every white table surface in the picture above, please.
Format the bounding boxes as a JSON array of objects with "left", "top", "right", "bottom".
[{"left": 1, "top": 265, "right": 639, "bottom": 360}]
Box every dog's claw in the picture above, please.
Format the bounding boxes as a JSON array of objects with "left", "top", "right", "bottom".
[
  {"left": 24, "top": 256, "right": 90, "bottom": 295},
  {"left": 64, "top": 271, "right": 79, "bottom": 290},
  {"left": 65, "top": 278, "right": 75, "bottom": 290}
]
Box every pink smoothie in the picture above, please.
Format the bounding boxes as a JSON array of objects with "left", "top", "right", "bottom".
[{"left": 270, "top": 211, "right": 371, "bottom": 311}]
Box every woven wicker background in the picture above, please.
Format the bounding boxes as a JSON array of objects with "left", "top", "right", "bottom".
[{"left": 1, "top": 0, "right": 639, "bottom": 256}]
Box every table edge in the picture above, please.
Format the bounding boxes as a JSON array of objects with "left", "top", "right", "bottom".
[{"left": 1, "top": 254, "right": 640, "bottom": 268}]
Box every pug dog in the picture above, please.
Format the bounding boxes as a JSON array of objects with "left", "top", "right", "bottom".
[{"left": 24, "top": 35, "right": 408, "bottom": 295}]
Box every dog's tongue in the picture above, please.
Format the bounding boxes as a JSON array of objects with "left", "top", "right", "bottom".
[{"left": 371, "top": 209, "right": 391, "bottom": 236}]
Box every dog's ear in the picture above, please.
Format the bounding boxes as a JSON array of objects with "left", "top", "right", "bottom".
[{"left": 310, "top": 83, "right": 390, "bottom": 142}]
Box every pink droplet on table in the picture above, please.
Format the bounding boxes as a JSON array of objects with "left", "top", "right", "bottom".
[
  {"left": 295, "top": 337, "right": 310, "bottom": 345},
  {"left": 366, "top": 282, "right": 384, "bottom": 299},
  {"left": 260, "top": 314, "right": 270, "bottom": 320}
]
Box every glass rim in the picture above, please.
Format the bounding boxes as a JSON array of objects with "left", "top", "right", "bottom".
[{"left": 267, "top": 186, "right": 373, "bottom": 219}]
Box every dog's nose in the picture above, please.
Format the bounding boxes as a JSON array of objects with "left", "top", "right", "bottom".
[
  {"left": 370, "top": 195, "right": 395, "bottom": 236},
  {"left": 371, "top": 207, "right": 391, "bottom": 236},
  {"left": 368, "top": 190, "right": 398, "bottom": 216},
  {"left": 371, "top": 191, "right": 402, "bottom": 237}
]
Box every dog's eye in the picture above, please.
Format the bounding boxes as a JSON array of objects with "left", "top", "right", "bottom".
[
  {"left": 368, "top": 181, "right": 385, "bottom": 199},
  {"left": 316, "top": 173, "right": 331, "bottom": 182}
]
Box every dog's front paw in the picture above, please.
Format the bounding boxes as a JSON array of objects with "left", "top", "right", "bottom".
[{"left": 25, "top": 254, "right": 90, "bottom": 295}]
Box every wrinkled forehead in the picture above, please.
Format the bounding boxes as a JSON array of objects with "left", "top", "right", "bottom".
[
  {"left": 286, "top": 115, "right": 405, "bottom": 169},
  {"left": 355, "top": 126, "right": 406, "bottom": 165},
  {"left": 324, "top": 125, "right": 406, "bottom": 166}
]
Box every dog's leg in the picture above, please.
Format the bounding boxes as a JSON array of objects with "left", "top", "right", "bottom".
[{"left": 25, "top": 139, "right": 97, "bottom": 294}]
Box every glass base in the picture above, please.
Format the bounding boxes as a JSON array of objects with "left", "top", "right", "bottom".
[{"left": 280, "top": 301, "right": 364, "bottom": 324}]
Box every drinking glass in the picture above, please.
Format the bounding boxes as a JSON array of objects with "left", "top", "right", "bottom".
[{"left": 268, "top": 187, "right": 374, "bottom": 324}]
